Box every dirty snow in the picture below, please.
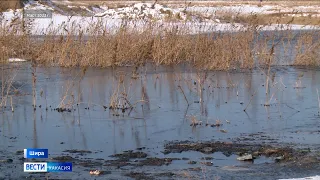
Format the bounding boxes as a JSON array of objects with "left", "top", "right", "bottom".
[
  {"left": 80, "top": 6, "right": 93, "bottom": 13},
  {"left": 22, "top": 0, "right": 54, "bottom": 11},
  {"left": 182, "top": 5, "right": 274, "bottom": 15},
  {"left": 181, "top": 4, "right": 320, "bottom": 19},
  {"left": 182, "top": 5, "right": 320, "bottom": 14},
  {"left": 279, "top": 175, "right": 320, "bottom": 180}
]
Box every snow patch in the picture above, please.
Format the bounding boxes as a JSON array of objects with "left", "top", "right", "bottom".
[
  {"left": 8, "top": 58, "right": 28, "bottom": 62},
  {"left": 94, "top": 3, "right": 188, "bottom": 20},
  {"left": 279, "top": 175, "right": 320, "bottom": 180},
  {"left": 67, "top": 5, "right": 77, "bottom": 9}
]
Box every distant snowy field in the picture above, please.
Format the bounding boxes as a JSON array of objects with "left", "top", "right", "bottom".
[
  {"left": 181, "top": 5, "right": 320, "bottom": 17},
  {"left": 1, "top": 0, "right": 320, "bottom": 35}
]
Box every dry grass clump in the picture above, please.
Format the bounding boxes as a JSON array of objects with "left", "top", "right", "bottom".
[
  {"left": 1, "top": 20, "right": 257, "bottom": 70},
  {"left": 0, "top": 11, "right": 34, "bottom": 60},
  {"left": 152, "top": 29, "right": 255, "bottom": 70},
  {"left": 109, "top": 72, "right": 133, "bottom": 110},
  {"left": 108, "top": 71, "right": 150, "bottom": 116},
  {"left": 0, "top": 66, "right": 17, "bottom": 109},
  {"left": 188, "top": 115, "right": 202, "bottom": 127},
  {"left": 293, "top": 32, "right": 320, "bottom": 66}
]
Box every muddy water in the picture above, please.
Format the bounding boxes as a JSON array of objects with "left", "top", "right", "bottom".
[{"left": 0, "top": 63, "right": 319, "bottom": 179}]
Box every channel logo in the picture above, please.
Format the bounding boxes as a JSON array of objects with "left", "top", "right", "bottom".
[
  {"left": 23, "top": 162, "right": 47, "bottom": 172},
  {"left": 24, "top": 162, "right": 72, "bottom": 172},
  {"left": 24, "top": 149, "right": 48, "bottom": 158}
]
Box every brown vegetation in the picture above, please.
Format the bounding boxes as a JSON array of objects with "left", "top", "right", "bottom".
[
  {"left": 65, "top": 1, "right": 320, "bottom": 6},
  {"left": 0, "top": 0, "right": 23, "bottom": 11},
  {"left": 217, "top": 11, "right": 320, "bottom": 26},
  {"left": 0, "top": 16, "right": 319, "bottom": 70}
]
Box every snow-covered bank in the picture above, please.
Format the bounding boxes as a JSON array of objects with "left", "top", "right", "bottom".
[
  {"left": 1, "top": 1, "right": 320, "bottom": 36},
  {"left": 2, "top": 12, "right": 318, "bottom": 36}
]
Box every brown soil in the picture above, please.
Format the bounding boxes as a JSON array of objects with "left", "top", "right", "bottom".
[
  {"left": 137, "top": 157, "right": 181, "bottom": 166},
  {"left": 125, "top": 172, "right": 154, "bottom": 180},
  {"left": 163, "top": 140, "right": 315, "bottom": 163},
  {"left": 109, "top": 150, "right": 148, "bottom": 159}
]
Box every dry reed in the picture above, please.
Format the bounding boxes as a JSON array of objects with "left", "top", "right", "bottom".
[
  {"left": 0, "top": 14, "right": 319, "bottom": 71},
  {"left": 0, "top": 65, "right": 18, "bottom": 109},
  {"left": 317, "top": 88, "right": 320, "bottom": 115}
]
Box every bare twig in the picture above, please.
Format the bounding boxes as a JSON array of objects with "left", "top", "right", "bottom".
[
  {"left": 244, "top": 90, "right": 258, "bottom": 112},
  {"left": 178, "top": 85, "right": 189, "bottom": 106},
  {"left": 10, "top": 96, "right": 13, "bottom": 112},
  {"left": 285, "top": 103, "right": 300, "bottom": 112},
  {"left": 32, "top": 70, "right": 36, "bottom": 109},
  {"left": 317, "top": 88, "right": 320, "bottom": 115}
]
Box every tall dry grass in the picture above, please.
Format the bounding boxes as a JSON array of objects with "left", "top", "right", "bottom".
[
  {"left": 0, "top": 15, "right": 319, "bottom": 70},
  {"left": 293, "top": 32, "right": 320, "bottom": 66}
]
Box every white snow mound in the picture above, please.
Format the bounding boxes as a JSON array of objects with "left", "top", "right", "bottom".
[{"left": 94, "top": 3, "right": 188, "bottom": 20}]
